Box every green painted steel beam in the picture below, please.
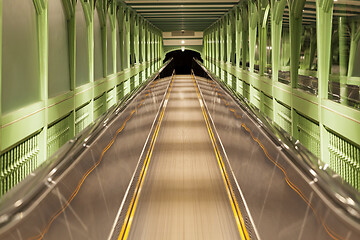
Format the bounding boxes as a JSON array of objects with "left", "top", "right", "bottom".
[
  {"left": 0, "top": 0, "right": 164, "bottom": 196},
  {"left": 202, "top": 0, "right": 360, "bottom": 192}
]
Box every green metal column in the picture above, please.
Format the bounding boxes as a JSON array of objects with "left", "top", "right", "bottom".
[
  {"left": 153, "top": 31, "right": 158, "bottom": 68},
  {"left": 222, "top": 17, "right": 227, "bottom": 63},
  {"left": 225, "top": 14, "right": 231, "bottom": 85},
  {"left": 125, "top": 8, "right": 130, "bottom": 69},
  {"left": 248, "top": 1, "right": 257, "bottom": 73},
  {"left": 230, "top": 10, "right": 236, "bottom": 66},
  {"left": 289, "top": 0, "right": 305, "bottom": 137},
  {"left": 88, "top": 0, "right": 95, "bottom": 123},
  {"left": 316, "top": 0, "right": 333, "bottom": 164},
  {"left": 160, "top": 31, "right": 164, "bottom": 62},
  {"left": 117, "top": 6, "right": 125, "bottom": 72},
  {"left": 156, "top": 32, "right": 158, "bottom": 68},
  {"left": 157, "top": 33, "right": 160, "bottom": 67},
  {"left": 134, "top": 14, "right": 138, "bottom": 65},
  {"left": 289, "top": 0, "right": 306, "bottom": 89},
  {"left": 96, "top": 0, "right": 107, "bottom": 77},
  {"left": 64, "top": 0, "right": 76, "bottom": 138},
  {"left": 109, "top": 2, "right": 116, "bottom": 75},
  {"left": 235, "top": 6, "right": 241, "bottom": 68},
  {"left": 258, "top": 0, "right": 269, "bottom": 76},
  {"left": 280, "top": 30, "right": 290, "bottom": 68},
  {"left": 139, "top": 17, "right": 144, "bottom": 64},
  {"left": 204, "top": 32, "right": 208, "bottom": 64},
  {"left": 203, "top": 30, "right": 207, "bottom": 65},
  {"left": 207, "top": 30, "right": 210, "bottom": 68},
  {"left": 129, "top": 11, "right": 135, "bottom": 66},
  {"left": 138, "top": 17, "right": 143, "bottom": 82},
  {"left": 348, "top": 21, "right": 360, "bottom": 78},
  {"left": 218, "top": 20, "right": 221, "bottom": 65},
  {"left": 212, "top": 29, "right": 215, "bottom": 71},
  {"left": 339, "top": 17, "right": 348, "bottom": 105},
  {"left": 150, "top": 26, "right": 153, "bottom": 69},
  {"left": 144, "top": 21, "right": 148, "bottom": 63},
  {"left": 34, "top": 0, "right": 49, "bottom": 166},
  {"left": 159, "top": 32, "right": 162, "bottom": 64},
  {"left": 217, "top": 21, "right": 221, "bottom": 63},
  {"left": 146, "top": 22, "right": 150, "bottom": 77},
  {"left": 271, "top": 0, "right": 286, "bottom": 120},
  {"left": 302, "top": 27, "right": 316, "bottom": 71},
  {"left": 141, "top": 17, "right": 146, "bottom": 81},
  {"left": 226, "top": 14, "right": 230, "bottom": 64},
  {"left": 240, "top": 4, "right": 249, "bottom": 70},
  {"left": 270, "top": 0, "right": 286, "bottom": 81},
  {"left": 208, "top": 29, "right": 211, "bottom": 70},
  {"left": 149, "top": 28, "right": 153, "bottom": 73},
  {"left": 151, "top": 30, "right": 154, "bottom": 72}
]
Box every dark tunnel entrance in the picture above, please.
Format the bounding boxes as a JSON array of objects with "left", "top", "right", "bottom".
[{"left": 163, "top": 49, "right": 203, "bottom": 76}]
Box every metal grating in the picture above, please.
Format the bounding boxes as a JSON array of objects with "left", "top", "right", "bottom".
[
  {"left": 117, "top": 82, "right": 125, "bottom": 101},
  {"left": 107, "top": 87, "right": 116, "bottom": 109},
  {"left": 243, "top": 82, "right": 250, "bottom": 100},
  {"left": 275, "top": 100, "right": 292, "bottom": 134},
  {"left": 262, "top": 93, "right": 273, "bottom": 120},
  {"left": 75, "top": 102, "right": 91, "bottom": 135},
  {"left": 250, "top": 86, "right": 261, "bottom": 110},
  {"left": 328, "top": 131, "right": 360, "bottom": 191},
  {"left": 231, "top": 74, "right": 236, "bottom": 90},
  {"left": 221, "top": 69, "right": 226, "bottom": 83},
  {"left": 124, "top": 79, "right": 131, "bottom": 96},
  {"left": 236, "top": 78, "right": 243, "bottom": 95},
  {"left": 130, "top": 76, "right": 135, "bottom": 92},
  {"left": 297, "top": 114, "right": 320, "bottom": 158},
  {"left": 47, "top": 114, "right": 72, "bottom": 158},
  {"left": 0, "top": 132, "right": 40, "bottom": 196},
  {"left": 94, "top": 93, "right": 106, "bottom": 120}
]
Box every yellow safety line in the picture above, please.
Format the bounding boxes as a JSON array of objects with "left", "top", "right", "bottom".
[
  {"left": 191, "top": 74, "right": 250, "bottom": 240},
  {"left": 118, "top": 73, "right": 175, "bottom": 240}
]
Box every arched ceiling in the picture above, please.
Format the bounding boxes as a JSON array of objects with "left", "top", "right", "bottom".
[{"left": 123, "top": 0, "right": 239, "bottom": 31}]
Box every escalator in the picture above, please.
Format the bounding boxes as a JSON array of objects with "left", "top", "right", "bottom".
[
  {"left": 118, "top": 74, "right": 245, "bottom": 240},
  {"left": 0, "top": 61, "right": 359, "bottom": 240}
]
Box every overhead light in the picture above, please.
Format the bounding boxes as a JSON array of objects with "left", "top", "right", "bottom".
[
  {"left": 181, "top": 47, "right": 185, "bottom": 52},
  {"left": 181, "top": 40, "right": 185, "bottom": 44}
]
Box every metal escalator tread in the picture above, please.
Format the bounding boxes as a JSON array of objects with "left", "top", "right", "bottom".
[{"left": 127, "top": 75, "right": 241, "bottom": 240}]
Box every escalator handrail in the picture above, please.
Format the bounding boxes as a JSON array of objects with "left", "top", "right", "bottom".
[{"left": 0, "top": 59, "right": 173, "bottom": 230}]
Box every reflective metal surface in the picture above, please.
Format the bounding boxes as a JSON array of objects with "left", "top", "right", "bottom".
[{"left": 126, "top": 75, "right": 241, "bottom": 240}]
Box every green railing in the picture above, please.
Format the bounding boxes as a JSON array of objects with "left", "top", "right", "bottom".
[
  {"left": 203, "top": 58, "right": 360, "bottom": 192},
  {"left": 0, "top": 0, "right": 164, "bottom": 197}
]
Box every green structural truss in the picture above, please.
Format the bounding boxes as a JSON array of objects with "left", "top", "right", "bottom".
[
  {"left": 202, "top": 0, "right": 360, "bottom": 191},
  {"left": 0, "top": 0, "right": 164, "bottom": 196},
  {"left": 1, "top": 0, "right": 360, "bottom": 196}
]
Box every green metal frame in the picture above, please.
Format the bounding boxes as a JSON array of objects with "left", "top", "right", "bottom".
[
  {"left": 0, "top": 0, "right": 163, "bottom": 196},
  {"left": 203, "top": 0, "right": 360, "bottom": 191}
]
